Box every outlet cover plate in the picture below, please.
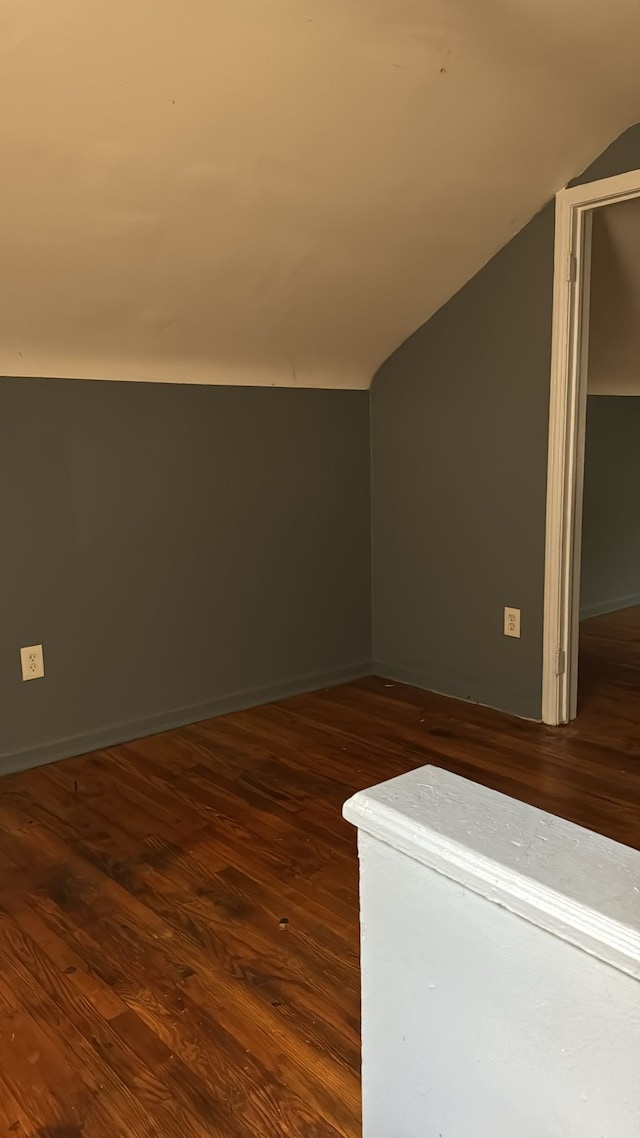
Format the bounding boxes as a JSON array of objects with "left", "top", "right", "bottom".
[
  {"left": 20, "top": 644, "right": 45, "bottom": 681},
  {"left": 504, "top": 608, "right": 521, "bottom": 638}
]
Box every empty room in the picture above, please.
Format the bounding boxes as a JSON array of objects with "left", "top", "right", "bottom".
[{"left": 1, "top": 3, "right": 639, "bottom": 1135}]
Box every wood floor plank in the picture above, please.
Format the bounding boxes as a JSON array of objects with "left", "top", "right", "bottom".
[
  {"left": 0, "top": 796, "right": 359, "bottom": 1135},
  {"left": 1, "top": 604, "right": 639, "bottom": 1134},
  {"left": 0, "top": 1085, "right": 32, "bottom": 1138},
  {"left": 0, "top": 954, "right": 113, "bottom": 1138}
]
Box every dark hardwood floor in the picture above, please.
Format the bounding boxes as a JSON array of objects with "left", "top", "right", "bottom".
[
  {"left": 579, "top": 603, "right": 640, "bottom": 714},
  {"left": 1, "top": 606, "right": 639, "bottom": 1136}
]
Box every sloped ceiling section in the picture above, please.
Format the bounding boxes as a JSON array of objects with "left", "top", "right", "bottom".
[
  {"left": 2, "top": 1, "right": 640, "bottom": 389},
  {"left": 589, "top": 197, "right": 640, "bottom": 396}
]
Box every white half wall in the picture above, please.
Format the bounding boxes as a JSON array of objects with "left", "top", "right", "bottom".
[{"left": 344, "top": 766, "right": 640, "bottom": 1138}]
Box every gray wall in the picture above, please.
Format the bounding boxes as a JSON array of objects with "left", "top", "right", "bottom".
[
  {"left": 580, "top": 396, "right": 640, "bottom": 618},
  {"left": 371, "top": 207, "right": 554, "bottom": 719},
  {"left": 5, "top": 127, "right": 640, "bottom": 773},
  {"left": 0, "top": 377, "right": 371, "bottom": 773},
  {"left": 371, "top": 122, "right": 640, "bottom": 720}
]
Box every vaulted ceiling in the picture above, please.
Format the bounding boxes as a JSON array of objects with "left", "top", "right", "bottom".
[{"left": 2, "top": 1, "right": 640, "bottom": 389}]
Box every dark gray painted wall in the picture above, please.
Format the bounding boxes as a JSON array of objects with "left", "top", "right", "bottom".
[
  {"left": 371, "top": 206, "right": 554, "bottom": 718},
  {"left": 371, "top": 122, "right": 640, "bottom": 720},
  {"left": 580, "top": 396, "right": 640, "bottom": 618},
  {"left": 570, "top": 123, "right": 640, "bottom": 186},
  {"left": 0, "top": 378, "right": 371, "bottom": 773}
]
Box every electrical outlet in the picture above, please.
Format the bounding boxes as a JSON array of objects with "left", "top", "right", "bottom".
[
  {"left": 504, "top": 608, "right": 521, "bottom": 638},
  {"left": 20, "top": 644, "right": 44, "bottom": 681}
]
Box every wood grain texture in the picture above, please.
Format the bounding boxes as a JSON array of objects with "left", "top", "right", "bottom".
[{"left": 0, "top": 605, "right": 638, "bottom": 1136}]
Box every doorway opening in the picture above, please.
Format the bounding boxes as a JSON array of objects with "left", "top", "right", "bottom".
[{"left": 543, "top": 168, "right": 640, "bottom": 726}]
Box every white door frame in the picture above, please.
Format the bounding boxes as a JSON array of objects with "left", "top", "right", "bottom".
[{"left": 542, "top": 167, "right": 640, "bottom": 726}]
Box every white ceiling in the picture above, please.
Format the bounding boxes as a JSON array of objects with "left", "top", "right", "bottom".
[
  {"left": 2, "top": 1, "right": 640, "bottom": 390},
  {"left": 589, "top": 197, "right": 640, "bottom": 396}
]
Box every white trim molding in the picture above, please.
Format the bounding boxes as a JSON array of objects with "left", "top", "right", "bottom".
[
  {"left": 344, "top": 765, "right": 640, "bottom": 979},
  {"left": 542, "top": 168, "right": 640, "bottom": 725}
]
